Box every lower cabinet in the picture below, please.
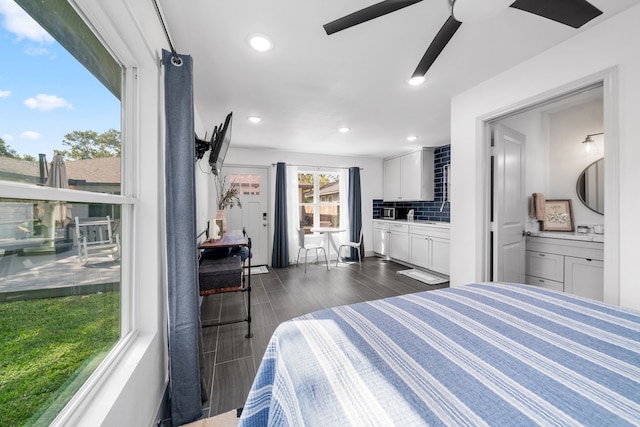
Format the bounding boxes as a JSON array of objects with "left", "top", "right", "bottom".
[
  {"left": 430, "top": 236, "right": 450, "bottom": 276},
  {"left": 409, "top": 225, "right": 450, "bottom": 276},
  {"left": 373, "top": 221, "right": 390, "bottom": 257},
  {"left": 373, "top": 220, "right": 450, "bottom": 276},
  {"left": 564, "top": 256, "right": 605, "bottom": 301},
  {"left": 525, "top": 236, "right": 604, "bottom": 301},
  {"left": 389, "top": 223, "right": 409, "bottom": 262}
]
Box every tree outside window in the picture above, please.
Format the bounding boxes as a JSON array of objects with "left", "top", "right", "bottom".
[{"left": 297, "top": 172, "right": 340, "bottom": 234}]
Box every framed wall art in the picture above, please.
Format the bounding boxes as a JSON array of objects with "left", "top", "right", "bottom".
[{"left": 541, "top": 199, "right": 575, "bottom": 232}]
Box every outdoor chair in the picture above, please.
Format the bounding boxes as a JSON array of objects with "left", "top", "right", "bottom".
[{"left": 74, "top": 216, "right": 120, "bottom": 265}]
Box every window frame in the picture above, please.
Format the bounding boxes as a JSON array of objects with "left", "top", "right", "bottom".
[
  {"left": 0, "top": 0, "right": 153, "bottom": 425},
  {"left": 298, "top": 170, "right": 341, "bottom": 232}
]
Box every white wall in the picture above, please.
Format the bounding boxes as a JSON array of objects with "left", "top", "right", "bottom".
[
  {"left": 547, "top": 98, "right": 604, "bottom": 227},
  {"left": 222, "top": 147, "right": 384, "bottom": 259},
  {"left": 450, "top": 4, "right": 640, "bottom": 309},
  {"left": 499, "top": 95, "right": 604, "bottom": 232}
]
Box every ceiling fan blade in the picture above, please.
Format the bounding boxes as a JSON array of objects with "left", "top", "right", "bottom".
[
  {"left": 412, "top": 16, "right": 462, "bottom": 78},
  {"left": 509, "top": 0, "right": 602, "bottom": 29},
  {"left": 323, "top": 0, "right": 423, "bottom": 35}
]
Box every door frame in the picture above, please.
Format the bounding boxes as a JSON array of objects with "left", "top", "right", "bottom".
[{"left": 479, "top": 68, "right": 620, "bottom": 305}]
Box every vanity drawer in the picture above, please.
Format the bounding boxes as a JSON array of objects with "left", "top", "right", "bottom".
[
  {"left": 525, "top": 275, "right": 564, "bottom": 292},
  {"left": 525, "top": 250, "right": 564, "bottom": 282}
]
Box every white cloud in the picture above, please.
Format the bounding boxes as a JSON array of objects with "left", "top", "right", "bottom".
[
  {"left": 0, "top": 90, "right": 10, "bottom": 98},
  {"left": 24, "top": 45, "right": 52, "bottom": 57},
  {"left": 20, "top": 131, "right": 42, "bottom": 140},
  {"left": 24, "top": 94, "right": 72, "bottom": 111},
  {"left": 2, "top": 133, "right": 14, "bottom": 141},
  {"left": 0, "top": 0, "right": 54, "bottom": 44}
]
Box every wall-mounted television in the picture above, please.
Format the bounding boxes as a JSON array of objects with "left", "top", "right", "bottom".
[{"left": 209, "top": 112, "right": 232, "bottom": 175}]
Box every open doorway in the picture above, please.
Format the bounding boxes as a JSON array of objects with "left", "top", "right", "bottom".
[{"left": 488, "top": 83, "right": 607, "bottom": 294}]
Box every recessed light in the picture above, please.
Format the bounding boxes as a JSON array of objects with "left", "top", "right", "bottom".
[
  {"left": 248, "top": 34, "right": 273, "bottom": 52},
  {"left": 248, "top": 116, "right": 262, "bottom": 123},
  {"left": 407, "top": 135, "right": 417, "bottom": 141},
  {"left": 338, "top": 127, "right": 350, "bottom": 133},
  {"left": 408, "top": 76, "right": 425, "bottom": 86}
]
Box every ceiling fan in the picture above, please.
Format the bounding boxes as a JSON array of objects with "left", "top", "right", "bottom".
[{"left": 323, "top": 0, "right": 602, "bottom": 80}]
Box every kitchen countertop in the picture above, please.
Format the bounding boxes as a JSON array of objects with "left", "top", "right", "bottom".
[
  {"left": 527, "top": 231, "right": 604, "bottom": 243},
  {"left": 373, "top": 219, "right": 450, "bottom": 227}
]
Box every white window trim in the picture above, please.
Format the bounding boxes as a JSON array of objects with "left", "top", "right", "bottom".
[{"left": 0, "top": 0, "right": 169, "bottom": 426}]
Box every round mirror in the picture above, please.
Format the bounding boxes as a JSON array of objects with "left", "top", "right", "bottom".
[{"left": 576, "top": 158, "right": 604, "bottom": 215}]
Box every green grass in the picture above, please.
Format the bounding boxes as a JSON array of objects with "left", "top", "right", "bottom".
[{"left": 0, "top": 292, "right": 119, "bottom": 427}]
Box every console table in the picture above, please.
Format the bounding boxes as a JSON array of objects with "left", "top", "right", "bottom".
[{"left": 198, "top": 229, "right": 252, "bottom": 338}]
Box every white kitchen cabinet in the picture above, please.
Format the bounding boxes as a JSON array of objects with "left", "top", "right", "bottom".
[
  {"left": 429, "top": 236, "right": 450, "bottom": 276},
  {"left": 383, "top": 148, "right": 434, "bottom": 201},
  {"left": 409, "top": 234, "right": 430, "bottom": 269},
  {"left": 373, "top": 221, "right": 390, "bottom": 257},
  {"left": 389, "top": 223, "right": 409, "bottom": 262},
  {"left": 409, "top": 224, "right": 450, "bottom": 276},
  {"left": 374, "top": 220, "right": 450, "bottom": 276},
  {"left": 525, "top": 236, "right": 604, "bottom": 301},
  {"left": 383, "top": 156, "right": 402, "bottom": 201}
]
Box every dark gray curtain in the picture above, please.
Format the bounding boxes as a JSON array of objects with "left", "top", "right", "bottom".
[
  {"left": 345, "top": 167, "right": 363, "bottom": 261},
  {"left": 271, "top": 162, "right": 289, "bottom": 267},
  {"left": 163, "top": 50, "right": 202, "bottom": 426}
]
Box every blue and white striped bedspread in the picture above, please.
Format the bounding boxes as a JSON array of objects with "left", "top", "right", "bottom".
[{"left": 238, "top": 283, "right": 640, "bottom": 426}]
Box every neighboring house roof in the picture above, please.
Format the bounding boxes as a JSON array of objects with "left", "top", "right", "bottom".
[
  {"left": 0, "top": 157, "right": 40, "bottom": 183},
  {"left": 319, "top": 181, "right": 339, "bottom": 196},
  {"left": 65, "top": 157, "right": 121, "bottom": 184},
  {"left": 0, "top": 156, "right": 121, "bottom": 184}
]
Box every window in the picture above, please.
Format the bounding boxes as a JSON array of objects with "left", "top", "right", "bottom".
[
  {"left": 297, "top": 172, "right": 340, "bottom": 233},
  {"left": 230, "top": 173, "right": 261, "bottom": 196},
  {"left": 0, "top": 0, "right": 122, "bottom": 195},
  {"left": 0, "top": 2, "right": 127, "bottom": 426}
]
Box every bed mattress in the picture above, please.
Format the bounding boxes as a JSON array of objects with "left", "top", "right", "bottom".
[{"left": 239, "top": 283, "right": 640, "bottom": 426}]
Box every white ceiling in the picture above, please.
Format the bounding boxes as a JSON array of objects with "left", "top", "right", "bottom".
[{"left": 159, "top": 0, "right": 639, "bottom": 159}]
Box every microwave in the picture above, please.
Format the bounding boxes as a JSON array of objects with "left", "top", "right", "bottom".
[{"left": 382, "top": 207, "right": 395, "bottom": 220}]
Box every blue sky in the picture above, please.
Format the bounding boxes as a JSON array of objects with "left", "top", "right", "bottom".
[{"left": 0, "top": 0, "right": 120, "bottom": 159}]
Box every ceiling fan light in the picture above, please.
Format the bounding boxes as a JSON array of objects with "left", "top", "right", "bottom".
[
  {"left": 338, "top": 127, "right": 350, "bottom": 133},
  {"left": 450, "top": 0, "right": 513, "bottom": 23},
  {"left": 408, "top": 76, "right": 425, "bottom": 86},
  {"left": 248, "top": 116, "right": 262, "bottom": 123},
  {"left": 407, "top": 135, "right": 417, "bottom": 141}
]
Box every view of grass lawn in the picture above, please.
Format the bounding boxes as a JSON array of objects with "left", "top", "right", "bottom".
[{"left": 0, "top": 291, "right": 119, "bottom": 426}]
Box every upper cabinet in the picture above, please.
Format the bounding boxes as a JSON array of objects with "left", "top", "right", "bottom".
[{"left": 383, "top": 148, "right": 434, "bottom": 201}]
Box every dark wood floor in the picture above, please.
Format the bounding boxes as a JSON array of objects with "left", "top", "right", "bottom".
[{"left": 199, "top": 256, "right": 449, "bottom": 418}]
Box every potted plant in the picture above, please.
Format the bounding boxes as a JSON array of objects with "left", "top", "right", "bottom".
[{"left": 214, "top": 174, "right": 241, "bottom": 237}]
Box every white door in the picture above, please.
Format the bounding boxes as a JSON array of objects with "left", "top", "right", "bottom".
[
  {"left": 493, "top": 124, "right": 526, "bottom": 283},
  {"left": 221, "top": 166, "right": 269, "bottom": 266}
]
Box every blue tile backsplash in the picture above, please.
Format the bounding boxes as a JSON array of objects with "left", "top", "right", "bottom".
[{"left": 373, "top": 145, "right": 450, "bottom": 222}]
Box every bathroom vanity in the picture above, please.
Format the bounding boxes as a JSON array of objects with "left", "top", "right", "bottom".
[{"left": 525, "top": 232, "right": 603, "bottom": 301}]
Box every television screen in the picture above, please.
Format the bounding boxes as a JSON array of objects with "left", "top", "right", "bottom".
[{"left": 209, "top": 112, "right": 232, "bottom": 175}]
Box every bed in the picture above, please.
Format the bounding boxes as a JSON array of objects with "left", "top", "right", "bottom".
[{"left": 238, "top": 283, "right": 640, "bottom": 426}]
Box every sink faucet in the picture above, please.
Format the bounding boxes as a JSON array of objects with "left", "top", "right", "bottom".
[{"left": 439, "top": 200, "right": 449, "bottom": 213}]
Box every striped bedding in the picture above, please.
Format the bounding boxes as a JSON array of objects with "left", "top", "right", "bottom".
[{"left": 238, "top": 283, "right": 640, "bottom": 426}]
